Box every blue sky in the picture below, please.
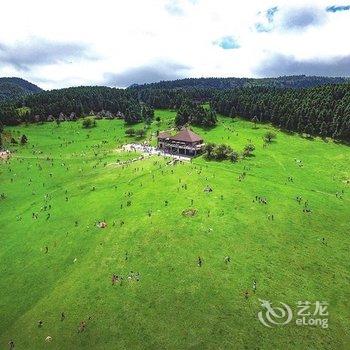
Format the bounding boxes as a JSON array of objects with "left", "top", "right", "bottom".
[
  {"left": 0, "top": 0, "right": 349, "bottom": 89},
  {"left": 214, "top": 37, "right": 241, "bottom": 50}
]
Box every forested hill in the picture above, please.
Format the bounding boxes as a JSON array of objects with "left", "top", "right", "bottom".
[
  {"left": 0, "top": 86, "right": 153, "bottom": 126},
  {"left": 134, "top": 83, "right": 350, "bottom": 142},
  {"left": 0, "top": 79, "right": 349, "bottom": 142},
  {"left": 212, "top": 84, "right": 350, "bottom": 142},
  {"left": 0, "top": 77, "right": 42, "bottom": 101},
  {"left": 129, "top": 75, "right": 348, "bottom": 90}
]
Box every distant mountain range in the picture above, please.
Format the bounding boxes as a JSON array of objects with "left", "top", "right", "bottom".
[
  {"left": 0, "top": 77, "right": 42, "bottom": 101},
  {"left": 128, "top": 75, "right": 349, "bottom": 90},
  {"left": 1, "top": 75, "right": 350, "bottom": 104}
]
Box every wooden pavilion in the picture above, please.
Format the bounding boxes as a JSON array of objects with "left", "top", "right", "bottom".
[{"left": 157, "top": 128, "right": 204, "bottom": 156}]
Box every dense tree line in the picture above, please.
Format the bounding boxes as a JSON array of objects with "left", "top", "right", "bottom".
[
  {"left": 129, "top": 75, "right": 348, "bottom": 91},
  {"left": 0, "top": 86, "right": 154, "bottom": 126},
  {"left": 175, "top": 100, "right": 217, "bottom": 127},
  {"left": 212, "top": 84, "right": 350, "bottom": 141},
  {"left": 1, "top": 77, "right": 350, "bottom": 142},
  {"left": 132, "top": 88, "right": 214, "bottom": 109},
  {"left": 0, "top": 121, "right": 3, "bottom": 149}
]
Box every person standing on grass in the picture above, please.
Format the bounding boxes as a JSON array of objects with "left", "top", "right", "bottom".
[
  {"left": 78, "top": 320, "right": 86, "bottom": 333},
  {"left": 8, "top": 340, "right": 15, "bottom": 349},
  {"left": 198, "top": 257, "right": 202, "bottom": 267},
  {"left": 112, "top": 274, "right": 117, "bottom": 285}
]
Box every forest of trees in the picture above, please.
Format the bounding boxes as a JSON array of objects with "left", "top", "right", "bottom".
[
  {"left": 211, "top": 84, "right": 350, "bottom": 141},
  {"left": 175, "top": 100, "right": 217, "bottom": 127},
  {"left": 129, "top": 75, "right": 349, "bottom": 91},
  {"left": 132, "top": 88, "right": 214, "bottom": 109},
  {"left": 131, "top": 83, "right": 350, "bottom": 141},
  {"left": 0, "top": 121, "right": 3, "bottom": 149},
  {"left": 0, "top": 76, "right": 350, "bottom": 142},
  {"left": 0, "top": 77, "right": 42, "bottom": 101},
  {"left": 0, "top": 86, "right": 154, "bottom": 126}
]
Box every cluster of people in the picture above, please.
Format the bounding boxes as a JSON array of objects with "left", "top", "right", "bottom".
[
  {"left": 294, "top": 158, "right": 304, "bottom": 167},
  {"left": 244, "top": 280, "right": 258, "bottom": 300},
  {"left": 111, "top": 271, "right": 141, "bottom": 285},
  {"left": 296, "top": 196, "right": 303, "bottom": 204},
  {"left": 77, "top": 315, "right": 93, "bottom": 334},
  {"left": 238, "top": 172, "right": 246, "bottom": 181},
  {"left": 78, "top": 320, "right": 87, "bottom": 333},
  {"left": 254, "top": 195, "right": 268, "bottom": 205},
  {"left": 111, "top": 274, "right": 122, "bottom": 285},
  {"left": 301, "top": 199, "right": 312, "bottom": 213},
  {"left": 97, "top": 221, "right": 107, "bottom": 228},
  {"left": 336, "top": 190, "right": 344, "bottom": 199}
]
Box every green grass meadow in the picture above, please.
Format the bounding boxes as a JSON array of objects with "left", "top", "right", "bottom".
[{"left": 0, "top": 110, "right": 349, "bottom": 349}]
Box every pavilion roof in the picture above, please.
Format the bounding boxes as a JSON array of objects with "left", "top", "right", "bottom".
[
  {"left": 170, "top": 128, "right": 203, "bottom": 143},
  {"left": 158, "top": 131, "right": 171, "bottom": 139}
]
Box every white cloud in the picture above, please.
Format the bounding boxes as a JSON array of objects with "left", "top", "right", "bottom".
[{"left": 0, "top": 0, "right": 349, "bottom": 89}]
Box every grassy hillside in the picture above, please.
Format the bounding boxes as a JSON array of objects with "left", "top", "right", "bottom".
[{"left": 0, "top": 110, "right": 349, "bottom": 349}]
